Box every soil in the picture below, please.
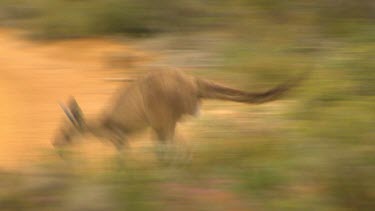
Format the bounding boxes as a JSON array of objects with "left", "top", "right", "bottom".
[{"left": 0, "top": 28, "right": 141, "bottom": 170}]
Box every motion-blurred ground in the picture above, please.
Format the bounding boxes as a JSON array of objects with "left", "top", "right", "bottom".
[{"left": 0, "top": 1, "right": 374, "bottom": 211}]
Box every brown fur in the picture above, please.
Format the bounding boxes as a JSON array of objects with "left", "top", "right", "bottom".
[{"left": 53, "top": 70, "right": 304, "bottom": 149}]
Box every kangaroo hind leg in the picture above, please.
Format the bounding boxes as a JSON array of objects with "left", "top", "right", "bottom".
[{"left": 153, "top": 121, "right": 177, "bottom": 163}]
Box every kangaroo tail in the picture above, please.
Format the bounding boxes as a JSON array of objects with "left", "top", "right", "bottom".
[{"left": 196, "top": 72, "right": 308, "bottom": 104}]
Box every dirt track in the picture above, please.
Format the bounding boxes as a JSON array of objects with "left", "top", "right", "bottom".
[
  {"left": 0, "top": 28, "right": 287, "bottom": 171},
  {"left": 0, "top": 28, "right": 143, "bottom": 170}
]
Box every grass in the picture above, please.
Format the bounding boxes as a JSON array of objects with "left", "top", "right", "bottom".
[{"left": 0, "top": 0, "right": 374, "bottom": 210}]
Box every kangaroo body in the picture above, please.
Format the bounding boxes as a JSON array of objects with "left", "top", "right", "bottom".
[
  {"left": 53, "top": 69, "right": 304, "bottom": 149},
  {"left": 102, "top": 70, "right": 199, "bottom": 140}
]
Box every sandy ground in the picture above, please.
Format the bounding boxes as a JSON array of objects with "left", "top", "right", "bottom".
[
  {"left": 0, "top": 28, "right": 291, "bottom": 210},
  {"left": 0, "top": 28, "right": 288, "bottom": 171},
  {"left": 0, "top": 28, "right": 146, "bottom": 170}
]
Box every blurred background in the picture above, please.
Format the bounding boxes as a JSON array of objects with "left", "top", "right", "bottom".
[{"left": 0, "top": 0, "right": 374, "bottom": 210}]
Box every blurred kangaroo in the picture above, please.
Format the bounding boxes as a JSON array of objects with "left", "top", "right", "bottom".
[{"left": 53, "top": 70, "right": 306, "bottom": 150}]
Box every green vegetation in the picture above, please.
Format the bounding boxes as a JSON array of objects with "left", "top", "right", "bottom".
[
  {"left": 0, "top": 0, "right": 374, "bottom": 210},
  {"left": 0, "top": 0, "right": 371, "bottom": 39},
  {"left": 0, "top": 0, "right": 216, "bottom": 38}
]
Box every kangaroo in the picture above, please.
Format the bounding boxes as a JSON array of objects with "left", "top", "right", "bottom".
[{"left": 53, "top": 69, "right": 306, "bottom": 150}]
